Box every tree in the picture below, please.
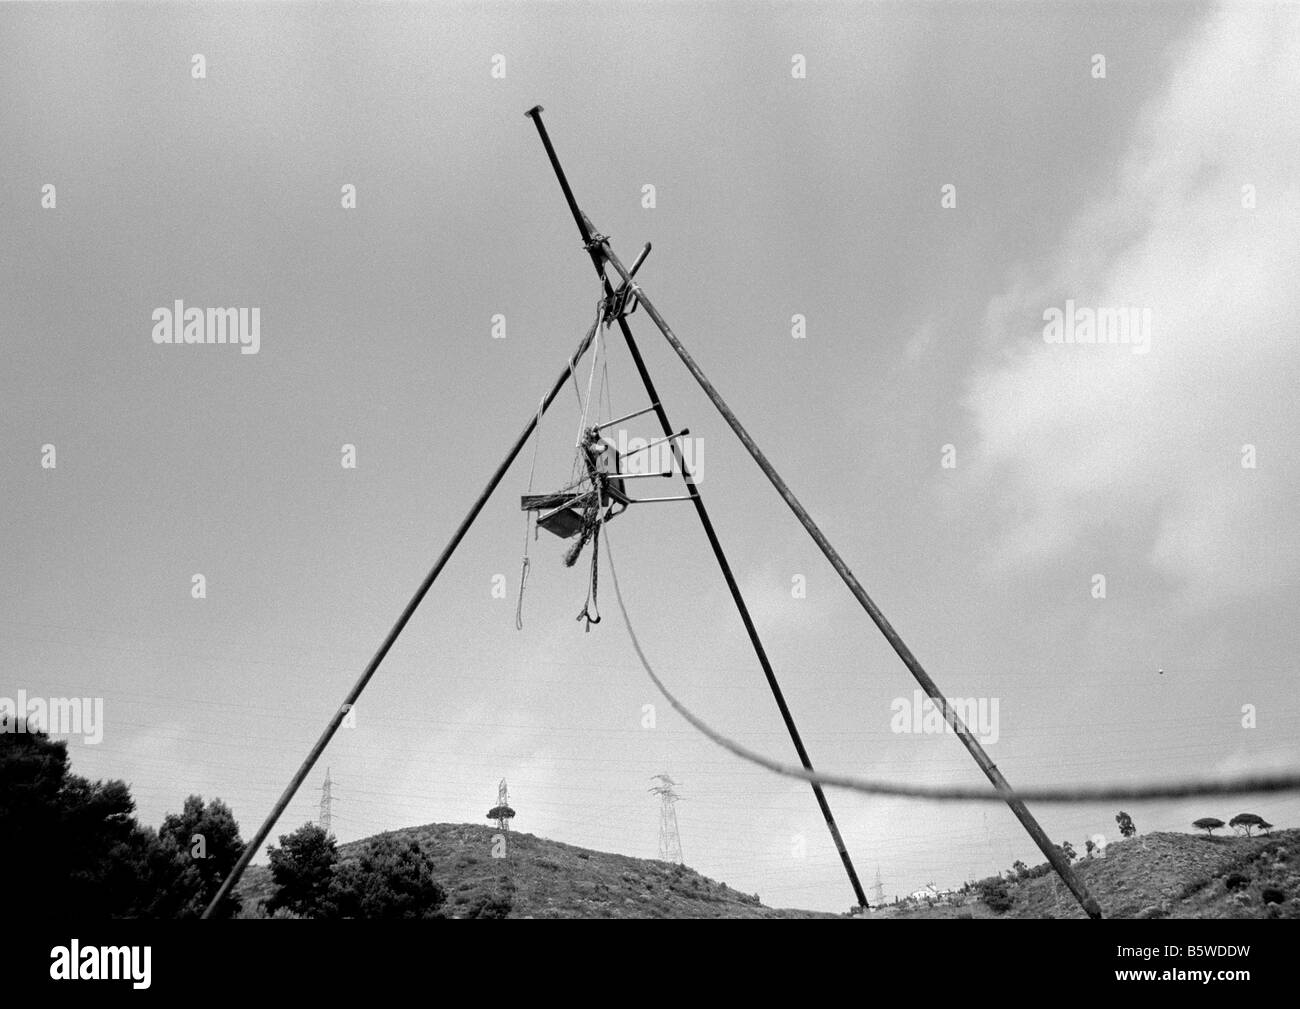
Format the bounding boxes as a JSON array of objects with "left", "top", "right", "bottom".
[
  {"left": 329, "top": 836, "right": 446, "bottom": 919},
  {"left": 1084, "top": 839, "right": 1096, "bottom": 858},
  {"left": 1060, "top": 841, "right": 1077, "bottom": 864},
  {"left": 1115, "top": 811, "right": 1136, "bottom": 838},
  {"left": 486, "top": 804, "right": 516, "bottom": 826},
  {"left": 1193, "top": 817, "right": 1225, "bottom": 836},
  {"left": 266, "top": 823, "right": 339, "bottom": 918},
  {"left": 0, "top": 723, "right": 162, "bottom": 918},
  {"left": 1259, "top": 820, "right": 1274, "bottom": 836},
  {"left": 149, "top": 795, "right": 245, "bottom": 918},
  {"left": 1011, "top": 859, "right": 1028, "bottom": 880},
  {"left": 977, "top": 877, "right": 1013, "bottom": 913},
  {"left": 1228, "top": 813, "right": 1267, "bottom": 837}
]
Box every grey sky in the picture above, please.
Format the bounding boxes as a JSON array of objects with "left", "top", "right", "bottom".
[{"left": 3, "top": 1, "right": 1297, "bottom": 912}]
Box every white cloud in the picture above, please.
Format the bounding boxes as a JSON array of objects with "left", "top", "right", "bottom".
[{"left": 963, "top": 5, "right": 1300, "bottom": 607}]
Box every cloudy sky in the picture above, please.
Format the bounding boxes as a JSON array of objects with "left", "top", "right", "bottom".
[{"left": 3, "top": 1, "right": 1298, "bottom": 913}]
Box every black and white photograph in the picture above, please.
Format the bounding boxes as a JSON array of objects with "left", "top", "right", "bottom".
[{"left": 2, "top": 0, "right": 1296, "bottom": 991}]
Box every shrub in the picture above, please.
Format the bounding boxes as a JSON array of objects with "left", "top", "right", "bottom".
[
  {"left": 149, "top": 795, "right": 245, "bottom": 919},
  {"left": 329, "top": 836, "right": 446, "bottom": 919},
  {"left": 0, "top": 726, "right": 178, "bottom": 919},
  {"left": 464, "top": 893, "right": 512, "bottom": 918},
  {"left": 266, "top": 822, "right": 338, "bottom": 919},
  {"left": 1193, "top": 817, "right": 1225, "bottom": 836},
  {"left": 977, "top": 878, "right": 1013, "bottom": 913}
]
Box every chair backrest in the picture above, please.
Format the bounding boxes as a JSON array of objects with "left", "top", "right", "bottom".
[{"left": 590, "top": 436, "right": 628, "bottom": 504}]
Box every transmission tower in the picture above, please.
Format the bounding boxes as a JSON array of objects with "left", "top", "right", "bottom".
[
  {"left": 649, "top": 774, "right": 683, "bottom": 864},
  {"left": 319, "top": 767, "right": 333, "bottom": 837},
  {"left": 872, "top": 868, "right": 885, "bottom": 906}
]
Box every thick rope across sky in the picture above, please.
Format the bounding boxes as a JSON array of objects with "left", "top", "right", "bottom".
[{"left": 604, "top": 533, "right": 1300, "bottom": 805}]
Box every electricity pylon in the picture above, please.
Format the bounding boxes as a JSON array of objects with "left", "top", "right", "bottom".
[
  {"left": 649, "top": 774, "right": 683, "bottom": 864},
  {"left": 319, "top": 767, "right": 333, "bottom": 837}
]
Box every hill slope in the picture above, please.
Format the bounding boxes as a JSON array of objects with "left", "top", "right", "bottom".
[
  {"left": 238, "top": 822, "right": 838, "bottom": 919},
  {"left": 883, "top": 829, "right": 1300, "bottom": 919},
  {"left": 239, "top": 823, "right": 1300, "bottom": 919}
]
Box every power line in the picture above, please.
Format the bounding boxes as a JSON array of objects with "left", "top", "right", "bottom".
[{"left": 6, "top": 616, "right": 1295, "bottom": 688}]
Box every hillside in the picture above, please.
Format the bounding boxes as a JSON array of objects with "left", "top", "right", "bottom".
[
  {"left": 237, "top": 823, "right": 1300, "bottom": 920},
  {"left": 882, "top": 828, "right": 1300, "bottom": 919},
  {"left": 237, "top": 822, "right": 839, "bottom": 919}
]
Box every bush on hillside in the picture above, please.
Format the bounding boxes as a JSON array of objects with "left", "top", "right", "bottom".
[
  {"left": 977, "top": 877, "right": 1013, "bottom": 913},
  {"left": 266, "top": 822, "right": 339, "bottom": 918},
  {"left": 329, "top": 836, "right": 446, "bottom": 919}
]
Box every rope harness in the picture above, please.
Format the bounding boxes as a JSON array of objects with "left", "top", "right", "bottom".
[
  {"left": 565, "top": 430, "right": 608, "bottom": 631},
  {"left": 518, "top": 293, "right": 616, "bottom": 634}
]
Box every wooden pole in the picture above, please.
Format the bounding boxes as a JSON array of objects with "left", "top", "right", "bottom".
[
  {"left": 527, "top": 105, "right": 872, "bottom": 909},
  {"left": 525, "top": 105, "right": 1104, "bottom": 919},
  {"left": 200, "top": 324, "right": 598, "bottom": 918}
]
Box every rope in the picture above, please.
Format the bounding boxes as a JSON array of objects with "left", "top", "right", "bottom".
[
  {"left": 575, "top": 300, "right": 603, "bottom": 450},
  {"left": 516, "top": 394, "right": 546, "bottom": 631},
  {"left": 521, "top": 292, "right": 605, "bottom": 631},
  {"left": 577, "top": 516, "right": 602, "bottom": 632},
  {"left": 569, "top": 293, "right": 602, "bottom": 413},
  {"left": 569, "top": 298, "right": 605, "bottom": 486},
  {"left": 575, "top": 304, "right": 615, "bottom": 633},
  {"left": 603, "top": 533, "right": 1300, "bottom": 804},
  {"left": 563, "top": 439, "right": 603, "bottom": 568},
  {"left": 555, "top": 429, "right": 606, "bottom": 631},
  {"left": 600, "top": 338, "right": 614, "bottom": 434}
]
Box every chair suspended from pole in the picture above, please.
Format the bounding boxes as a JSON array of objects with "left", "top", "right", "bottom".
[
  {"left": 520, "top": 414, "right": 692, "bottom": 543},
  {"left": 517, "top": 330, "right": 692, "bottom": 631}
]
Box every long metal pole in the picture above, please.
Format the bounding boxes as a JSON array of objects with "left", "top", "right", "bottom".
[
  {"left": 588, "top": 201, "right": 1104, "bottom": 921},
  {"left": 201, "top": 325, "right": 598, "bottom": 918},
  {"left": 527, "top": 106, "right": 871, "bottom": 909}
]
